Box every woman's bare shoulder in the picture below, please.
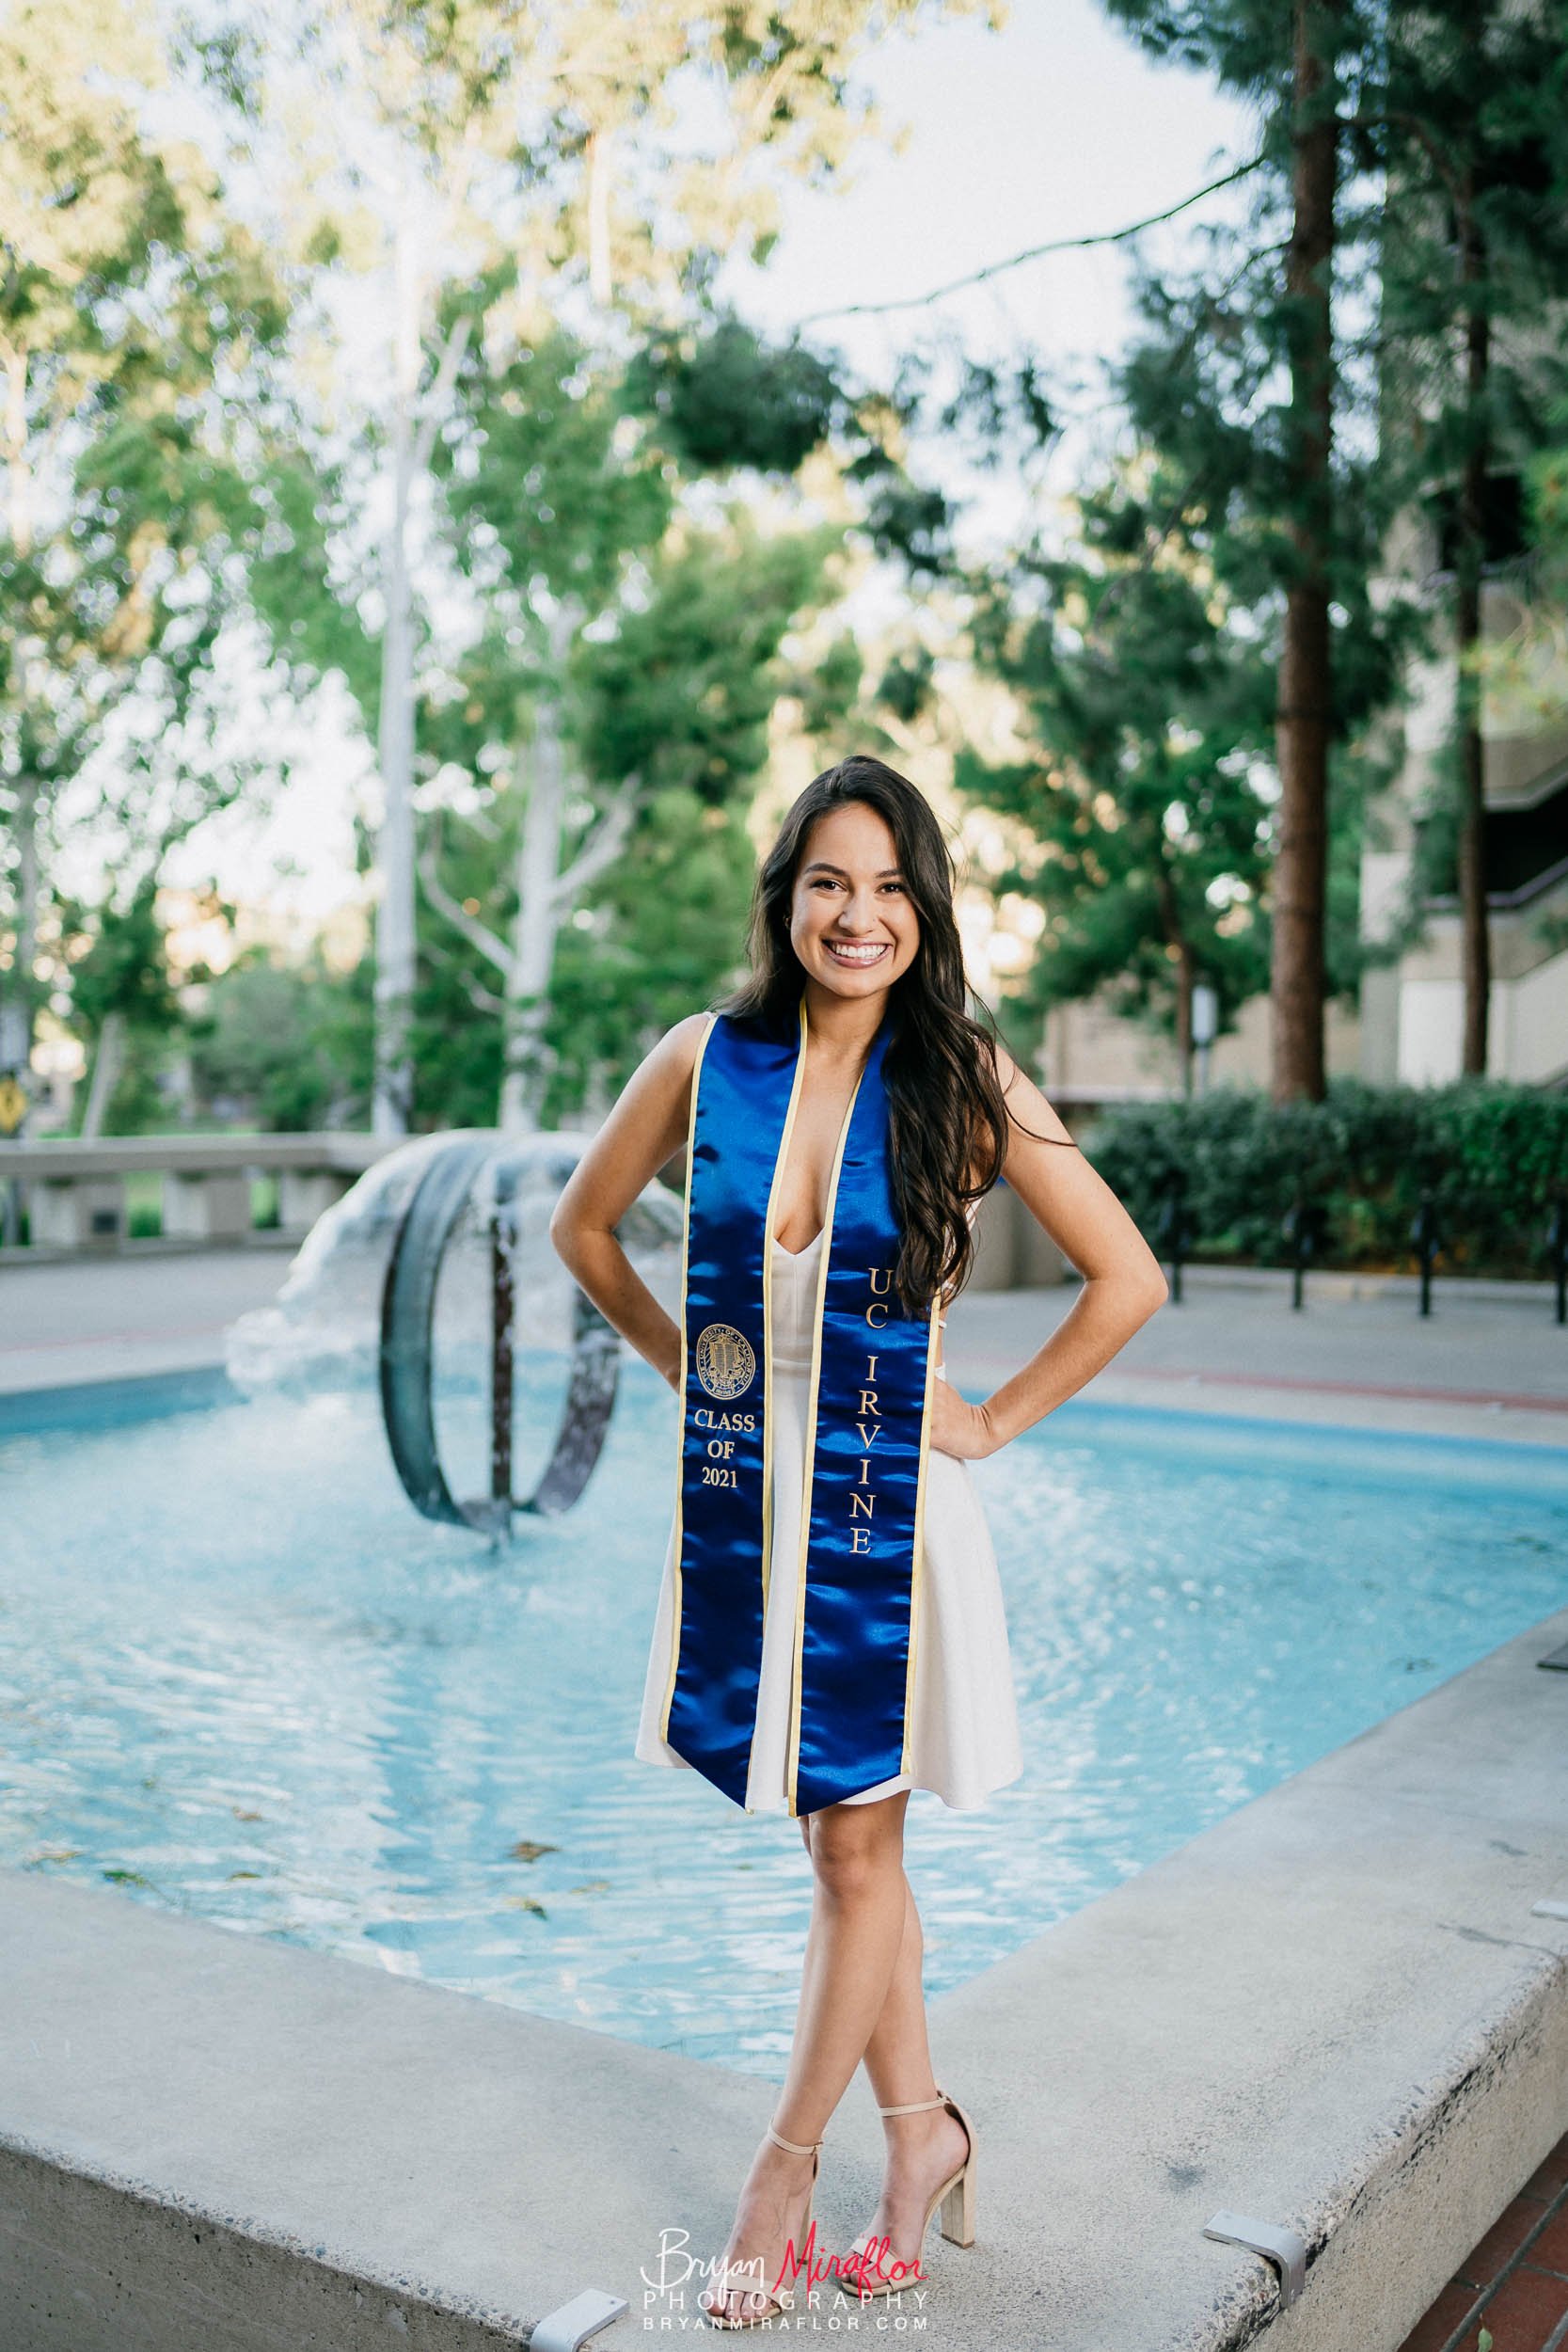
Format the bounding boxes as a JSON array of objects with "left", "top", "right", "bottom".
[
  {"left": 652, "top": 1010, "right": 714, "bottom": 1079},
  {"left": 626, "top": 1010, "right": 714, "bottom": 1118},
  {"left": 554, "top": 1012, "right": 715, "bottom": 1223}
]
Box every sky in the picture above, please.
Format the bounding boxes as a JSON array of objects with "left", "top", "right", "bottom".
[
  {"left": 159, "top": 0, "right": 1257, "bottom": 949},
  {"left": 722, "top": 1, "right": 1253, "bottom": 417}
]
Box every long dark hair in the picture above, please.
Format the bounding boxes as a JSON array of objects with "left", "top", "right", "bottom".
[{"left": 725, "top": 754, "right": 1013, "bottom": 1313}]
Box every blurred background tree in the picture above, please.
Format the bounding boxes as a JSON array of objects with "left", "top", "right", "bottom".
[
  {"left": 1370, "top": 0, "right": 1568, "bottom": 1073},
  {"left": 0, "top": 0, "right": 292, "bottom": 1136},
  {"left": 7, "top": 0, "right": 1568, "bottom": 1161},
  {"left": 226, "top": 0, "right": 996, "bottom": 1137},
  {"left": 185, "top": 948, "right": 374, "bottom": 1132},
  {"left": 959, "top": 454, "right": 1277, "bottom": 1078}
]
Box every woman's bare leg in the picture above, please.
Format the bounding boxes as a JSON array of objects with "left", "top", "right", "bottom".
[
  {"left": 700, "top": 1792, "right": 911, "bottom": 2325},
  {"left": 851, "top": 1869, "right": 972, "bottom": 2285}
]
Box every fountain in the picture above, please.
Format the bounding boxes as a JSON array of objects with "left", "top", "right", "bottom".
[{"left": 227, "top": 1130, "right": 682, "bottom": 1534}]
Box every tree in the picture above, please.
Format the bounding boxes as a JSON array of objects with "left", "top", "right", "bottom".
[
  {"left": 1267, "top": 0, "right": 1351, "bottom": 1104},
  {"left": 960, "top": 458, "right": 1277, "bottom": 1071},
  {"left": 1372, "top": 2, "right": 1568, "bottom": 1073},
  {"left": 244, "top": 0, "right": 996, "bottom": 1136},
  {"left": 186, "top": 946, "right": 373, "bottom": 1130},
  {"left": 0, "top": 0, "right": 289, "bottom": 1137},
  {"left": 420, "top": 317, "right": 844, "bottom": 1127},
  {"left": 1099, "top": 1, "right": 1568, "bottom": 1091},
  {"left": 53, "top": 881, "right": 182, "bottom": 1136},
  {"left": 1098, "top": 0, "right": 1386, "bottom": 1099}
]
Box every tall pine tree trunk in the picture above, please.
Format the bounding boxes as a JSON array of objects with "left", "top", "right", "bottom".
[
  {"left": 1454, "top": 160, "right": 1491, "bottom": 1077},
  {"left": 1271, "top": 0, "right": 1340, "bottom": 1104}
]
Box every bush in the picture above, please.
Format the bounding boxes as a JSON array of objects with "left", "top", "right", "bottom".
[{"left": 1082, "top": 1080, "right": 1568, "bottom": 1278}]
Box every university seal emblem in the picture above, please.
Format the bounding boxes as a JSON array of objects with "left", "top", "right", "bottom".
[{"left": 695, "top": 1323, "right": 756, "bottom": 1401}]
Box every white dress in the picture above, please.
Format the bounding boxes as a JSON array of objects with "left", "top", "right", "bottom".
[{"left": 634, "top": 1231, "right": 1024, "bottom": 1814}]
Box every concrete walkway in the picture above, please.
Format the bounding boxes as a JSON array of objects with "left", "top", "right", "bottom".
[
  {"left": 950, "top": 1272, "right": 1568, "bottom": 1447},
  {"left": 0, "top": 1244, "right": 293, "bottom": 1394}
]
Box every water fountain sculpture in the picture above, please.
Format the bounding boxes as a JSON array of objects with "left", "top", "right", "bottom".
[{"left": 227, "top": 1130, "right": 682, "bottom": 1534}]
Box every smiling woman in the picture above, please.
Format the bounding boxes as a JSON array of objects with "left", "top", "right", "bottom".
[
  {"left": 799, "top": 842, "right": 916, "bottom": 977},
  {"left": 548, "top": 752, "right": 1167, "bottom": 2329}
]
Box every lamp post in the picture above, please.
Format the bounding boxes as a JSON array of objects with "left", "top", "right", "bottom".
[
  {"left": 0, "top": 1066, "right": 27, "bottom": 1248},
  {"left": 1192, "top": 983, "right": 1219, "bottom": 1098}
]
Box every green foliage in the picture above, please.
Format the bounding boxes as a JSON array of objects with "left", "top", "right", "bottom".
[
  {"left": 185, "top": 950, "right": 373, "bottom": 1131},
  {"left": 875, "top": 646, "right": 935, "bottom": 723},
  {"left": 1099, "top": 0, "right": 1568, "bottom": 990},
  {"left": 238, "top": 451, "right": 382, "bottom": 724},
  {"left": 92, "top": 1032, "right": 183, "bottom": 1139},
  {"left": 1084, "top": 1081, "right": 1568, "bottom": 1277},
  {"left": 55, "top": 882, "right": 181, "bottom": 1041},
  {"left": 628, "top": 315, "right": 847, "bottom": 475},
  {"left": 574, "top": 520, "right": 838, "bottom": 802},
  {"left": 1370, "top": 1, "right": 1568, "bottom": 915},
  {"left": 959, "top": 456, "right": 1277, "bottom": 1041},
  {"left": 47, "top": 879, "right": 184, "bottom": 1135},
  {"left": 407, "top": 786, "right": 756, "bottom": 1132},
  {"left": 0, "top": 0, "right": 295, "bottom": 1114},
  {"left": 408, "top": 952, "right": 504, "bottom": 1132},
  {"left": 414, "top": 307, "right": 847, "bottom": 1124},
  {"left": 541, "top": 787, "right": 757, "bottom": 1121},
  {"left": 795, "top": 632, "right": 865, "bottom": 739},
  {"left": 426, "top": 319, "right": 842, "bottom": 810},
  {"left": 437, "top": 326, "right": 674, "bottom": 615},
  {"left": 860, "top": 476, "right": 955, "bottom": 579},
  {"left": 416, "top": 507, "right": 832, "bottom": 1121}
]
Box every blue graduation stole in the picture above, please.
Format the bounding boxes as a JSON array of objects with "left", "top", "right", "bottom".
[{"left": 658, "top": 1001, "right": 940, "bottom": 1816}]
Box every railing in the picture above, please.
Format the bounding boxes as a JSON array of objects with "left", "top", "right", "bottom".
[
  {"left": 1156, "top": 1170, "right": 1568, "bottom": 1326},
  {"left": 0, "top": 1134, "right": 394, "bottom": 1252}
]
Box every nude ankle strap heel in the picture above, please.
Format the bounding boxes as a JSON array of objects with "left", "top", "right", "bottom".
[
  {"left": 871, "top": 2087, "right": 977, "bottom": 2256},
  {"left": 703, "top": 2121, "right": 823, "bottom": 2330}
]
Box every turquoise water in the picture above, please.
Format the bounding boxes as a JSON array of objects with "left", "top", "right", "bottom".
[{"left": 3, "top": 1367, "right": 1566, "bottom": 2076}]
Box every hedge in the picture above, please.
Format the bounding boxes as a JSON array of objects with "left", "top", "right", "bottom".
[{"left": 1081, "top": 1081, "right": 1568, "bottom": 1279}]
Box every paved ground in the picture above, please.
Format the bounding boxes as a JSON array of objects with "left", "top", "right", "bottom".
[
  {"left": 949, "top": 1268, "right": 1568, "bottom": 1446},
  {"left": 0, "top": 1242, "right": 294, "bottom": 1395},
  {"left": 3, "top": 1244, "right": 1564, "bottom": 1444},
  {"left": 1394, "top": 2129, "right": 1568, "bottom": 2352}
]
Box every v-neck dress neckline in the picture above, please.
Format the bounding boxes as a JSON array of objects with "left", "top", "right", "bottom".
[{"left": 770, "top": 1230, "right": 824, "bottom": 1259}]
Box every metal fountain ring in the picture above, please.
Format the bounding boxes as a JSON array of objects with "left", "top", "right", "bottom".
[{"left": 377, "top": 1129, "right": 677, "bottom": 1535}]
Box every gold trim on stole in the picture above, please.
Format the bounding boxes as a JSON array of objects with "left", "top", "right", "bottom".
[
  {"left": 784, "top": 1009, "right": 874, "bottom": 1820},
  {"left": 759, "top": 1003, "right": 810, "bottom": 1623},
  {"left": 899, "top": 1294, "right": 944, "bottom": 1777},
  {"left": 658, "top": 1010, "right": 717, "bottom": 1745},
  {"left": 904, "top": 1230, "right": 974, "bottom": 1775}
]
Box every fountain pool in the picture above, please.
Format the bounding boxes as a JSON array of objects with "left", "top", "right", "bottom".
[{"left": 4, "top": 1362, "right": 1567, "bottom": 2076}]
